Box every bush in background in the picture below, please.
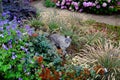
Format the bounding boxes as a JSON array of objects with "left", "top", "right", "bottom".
[{"left": 56, "top": 0, "right": 119, "bottom": 14}]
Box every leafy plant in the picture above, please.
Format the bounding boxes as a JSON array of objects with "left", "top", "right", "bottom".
[
  {"left": 48, "top": 21, "right": 59, "bottom": 32},
  {"left": 44, "top": 0, "right": 56, "bottom": 7},
  {"left": 29, "top": 34, "right": 63, "bottom": 70},
  {"left": 0, "top": 14, "right": 39, "bottom": 80},
  {"left": 27, "top": 17, "right": 44, "bottom": 30}
]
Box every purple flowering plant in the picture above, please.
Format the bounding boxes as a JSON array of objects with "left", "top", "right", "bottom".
[{"left": 0, "top": 13, "right": 39, "bottom": 80}]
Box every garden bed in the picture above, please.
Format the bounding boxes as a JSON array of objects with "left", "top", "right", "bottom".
[{"left": 0, "top": 0, "right": 120, "bottom": 80}]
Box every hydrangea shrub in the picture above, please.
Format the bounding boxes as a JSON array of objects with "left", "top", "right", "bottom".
[{"left": 56, "top": 0, "right": 119, "bottom": 14}]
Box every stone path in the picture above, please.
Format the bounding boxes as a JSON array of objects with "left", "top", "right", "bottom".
[{"left": 31, "top": 1, "right": 120, "bottom": 26}]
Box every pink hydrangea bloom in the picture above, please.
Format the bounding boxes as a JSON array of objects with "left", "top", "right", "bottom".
[
  {"left": 83, "top": 2, "right": 88, "bottom": 7},
  {"left": 96, "top": 5, "right": 100, "bottom": 9},
  {"left": 102, "top": 2, "right": 107, "bottom": 7},
  {"left": 79, "top": 9, "right": 83, "bottom": 12},
  {"left": 61, "top": 0, "right": 65, "bottom": 6},
  {"left": 66, "top": 2, "right": 71, "bottom": 5},
  {"left": 83, "top": 1, "right": 93, "bottom": 7},
  {"left": 118, "top": 2, "right": 120, "bottom": 5},
  {"left": 92, "top": 3, "right": 96, "bottom": 6},
  {"left": 88, "top": 2, "right": 93, "bottom": 7},
  {"left": 56, "top": 3, "right": 60, "bottom": 6},
  {"left": 107, "top": 0, "right": 111, "bottom": 3}
]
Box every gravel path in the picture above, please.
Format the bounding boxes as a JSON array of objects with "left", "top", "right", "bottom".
[{"left": 31, "top": 1, "right": 120, "bottom": 26}]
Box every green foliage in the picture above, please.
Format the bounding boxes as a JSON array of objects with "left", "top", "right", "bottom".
[
  {"left": 0, "top": 1, "right": 3, "bottom": 14},
  {"left": 27, "top": 17, "right": 44, "bottom": 30},
  {"left": 44, "top": 0, "right": 56, "bottom": 7},
  {"left": 48, "top": 21, "right": 59, "bottom": 32},
  {"left": 0, "top": 16, "right": 40, "bottom": 80},
  {"left": 29, "top": 34, "right": 63, "bottom": 70}
]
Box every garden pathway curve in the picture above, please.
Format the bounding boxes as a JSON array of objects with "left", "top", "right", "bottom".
[{"left": 31, "top": 1, "right": 120, "bottom": 26}]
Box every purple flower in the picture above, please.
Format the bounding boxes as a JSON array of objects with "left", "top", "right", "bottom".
[
  {"left": 68, "top": 0, "right": 72, "bottom": 2},
  {"left": 20, "top": 46, "right": 28, "bottom": 53},
  {"left": 25, "top": 25, "right": 30, "bottom": 30},
  {"left": 96, "top": 5, "right": 101, "bottom": 9},
  {"left": 6, "top": 26, "right": 11, "bottom": 31},
  {"left": 66, "top": 2, "right": 70, "bottom": 5},
  {"left": 41, "top": 64, "right": 44, "bottom": 68},
  {"left": 88, "top": 2, "right": 93, "bottom": 7},
  {"left": 56, "top": 3, "right": 60, "bottom": 6},
  {"left": 75, "top": 6, "right": 79, "bottom": 10},
  {"left": 0, "top": 27, "right": 3, "bottom": 31},
  {"left": 102, "top": 2, "right": 107, "bottom": 7},
  {"left": 12, "top": 55, "right": 17, "bottom": 59},
  {"left": 83, "top": 2, "right": 88, "bottom": 7},
  {"left": 11, "top": 24, "right": 17, "bottom": 30},
  {"left": 16, "top": 30, "right": 22, "bottom": 38},
  {"left": 11, "top": 52, "right": 17, "bottom": 60},
  {"left": 3, "top": 20, "right": 8, "bottom": 25},
  {"left": 2, "top": 12, "right": 7, "bottom": 17},
  {"left": 0, "top": 22, "right": 4, "bottom": 27},
  {"left": 79, "top": 9, "right": 83, "bottom": 12},
  {"left": 18, "top": 78, "right": 22, "bottom": 80},
  {"left": 61, "top": 0, "right": 65, "bottom": 6},
  {"left": 118, "top": 2, "right": 120, "bottom": 5},
  {"left": 8, "top": 40, "right": 12, "bottom": 48},
  {"left": 61, "top": 6, "right": 64, "bottom": 9},
  {"left": 25, "top": 25, "right": 34, "bottom": 36},
  {"left": 7, "top": 31, "right": 11, "bottom": 35},
  {"left": 2, "top": 44, "right": 8, "bottom": 50},
  {"left": 9, "top": 44, "right": 12, "bottom": 48}
]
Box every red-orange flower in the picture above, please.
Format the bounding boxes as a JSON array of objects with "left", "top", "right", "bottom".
[
  {"left": 32, "top": 33, "right": 38, "bottom": 37},
  {"left": 37, "top": 56, "right": 43, "bottom": 63},
  {"left": 84, "top": 68, "right": 90, "bottom": 76},
  {"left": 39, "top": 68, "right": 52, "bottom": 79},
  {"left": 54, "top": 71, "right": 60, "bottom": 79}
]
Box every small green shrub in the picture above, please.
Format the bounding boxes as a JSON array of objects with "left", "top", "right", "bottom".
[
  {"left": 27, "top": 17, "right": 44, "bottom": 30},
  {"left": 44, "top": 0, "right": 56, "bottom": 7},
  {"left": 48, "top": 21, "right": 59, "bottom": 32}
]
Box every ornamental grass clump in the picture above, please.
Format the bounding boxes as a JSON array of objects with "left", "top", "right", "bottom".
[{"left": 83, "top": 39, "right": 120, "bottom": 80}]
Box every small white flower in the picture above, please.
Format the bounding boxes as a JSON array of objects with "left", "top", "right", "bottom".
[
  {"left": 104, "top": 68, "right": 108, "bottom": 72},
  {"left": 0, "top": 34, "right": 4, "bottom": 38}
]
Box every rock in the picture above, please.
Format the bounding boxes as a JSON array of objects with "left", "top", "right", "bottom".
[{"left": 48, "top": 33, "right": 72, "bottom": 55}]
